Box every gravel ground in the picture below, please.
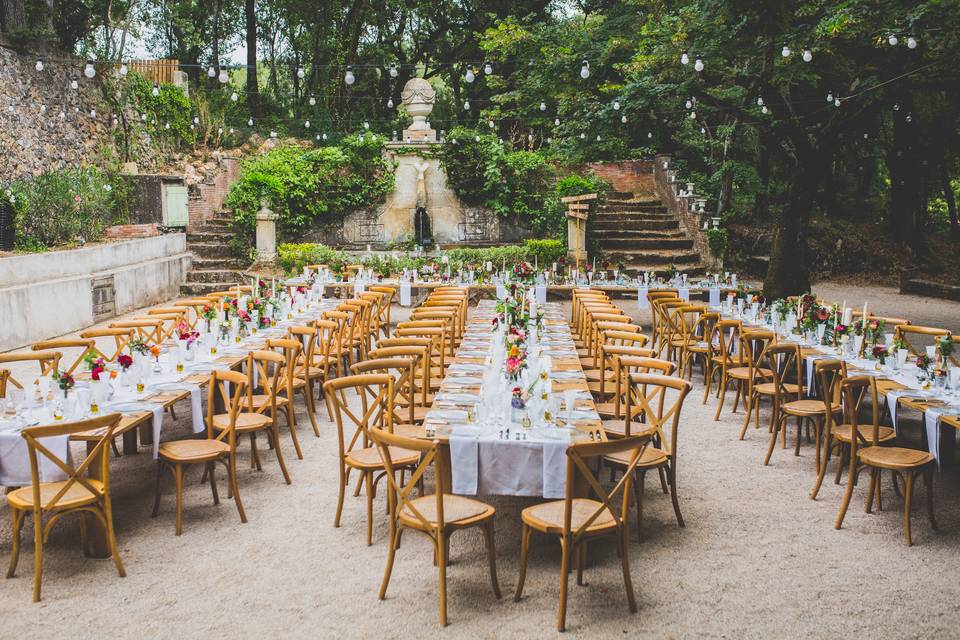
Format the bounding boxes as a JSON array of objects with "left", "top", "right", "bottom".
[{"left": 2, "top": 283, "right": 960, "bottom": 638}]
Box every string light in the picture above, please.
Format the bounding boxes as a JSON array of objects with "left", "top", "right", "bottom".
[
  {"left": 304, "top": 120, "right": 310, "bottom": 128},
  {"left": 680, "top": 51, "right": 689, "bottom": 65},
  {"left": 907, "top": 36, "right": 918, "bottom": 49},
  {"left": 207, "top": 65, "right": 216, "bottom": 78},
  {"left": 488, "top": 120, "right": 495, "bottom": 128},
  {"left": 826, "top": 91, "right": 833, "bottom": 102},
  {"left": 84, "top": 60, "right": 96, "bottom": 78},
  {"left": 322, "top": 133, "right": 328, "bottom": 140},
  {"left": 694, "top": 57, "right": 704, "bottom": 72},
  {"left": 613, "top": 101, "right": 621, "bottom": 110},
  {"left": 344, "top": 65, "right": 355, "bottom": 85},
  {"left": 465, "top": 65, "right": 475, "bottom": 83},
  {"left": 554, "top": 117, "right": 560, "bottom": 126},
  {"left": 248, "top": 117, "right": 254, "bottom": 126},
  {"left": 70, "top": 78, "right": 79, "bottom": 90},
  {"left": 484, "top": 61, "right": 493, "bottom": 75},
  {"left": 802, "top": 49, "right": 813, "bottom": 62},
  {"left": 539, "top": 101, "right": 547, "bottom": 111},
  {"left": 152, "top": 82, "right": 159, "bottom": 96},
  {"left": 761, "top": 105, "right": 768, "bottom": 114},
  {"left": 781, "top": 45, "right": 791, "bottom": 58},
  {"left": 386, "top": 97, "right": 394, "bottom": 108},
  {"left": 621, "top": 115, "right": 627, "bottom": 123},
  {"left": 757, "top": 96, "right": 764, "bottom": 106},
  {"left": 463, "top": 99, "right": 470, "bottom": 110},
  {"left": 35, "top": 59, "right": 43, "bottom": 72},
  {"left": 230, "top": 91, "right": 238, "bottom": 101},
  {"left": 888, "top": 34, "right": 898, "bottom": 46},
  {"left": 120, "top": 61, "right": 128, "bottom": 76},
  {"left": 218, "top": 65, "right": 229, "bottom": 83},
  {"left": 309, "top": 94, "right": 316, "bottom": 106},
  {"left": 685, "top": 99, "right": 693, "bottom": 109},
  {"left": 580, "top": 59, "right": 590, "bottom": 79},
  {"left": 690, "top": 111, "right": 696, "bottom": 119},
  {"left": 389, "top": 63, "right": 398, "bottom": 78},
  {"left": 296, "top": 66, "right": 305, "bottom": 79},
  {"left": 580, "top": 132, "right": 586, "bottom": 139}
]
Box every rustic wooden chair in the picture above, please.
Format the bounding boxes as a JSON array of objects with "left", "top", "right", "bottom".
[
  {"left": 110, "top": 319, "right": 164, "bottom": 346},
  {"left": 604, "top": 374, "right": 692, "bottom": 538},
  {"left": 263, "top": 337, "right": 306, "bottom": 465},
  {"left": 368, "top": 285, "right": 397, "bottom": 338},
  {"left": 0, "top": 351, "right": 62, "bottom": 396},
  {"left": 600, "top": 357, "right": 676, "bottom": 439},
  {"left": 832, "top": 376, "right": 936, "bottom": 545},
  {"left": 395, "top": 326, "right": 446, "bottom": 392},
  {"left": 371, "top": 426, "right": 500, "bottom": 627},
  {"left": 894, "top": 324, "right": 950, "bottom": 356},
  {"left": 30, "top": 339, "right": 95, "bottom": 375},
  {"left": 6, "top": 413, "right": 125, "bottom": 601},
  {"left": 352, "top": 357, "right": 421, "bottom": 438},
  {"left": 703, "top": 319, "right": 743, "bottom": 417},
  {"left": 153, "top": 370, "right": 249, "bottom": 535},
  {"left": 681, "top": 311, "right": 719, "bottom": 383},
  {"left": 733, "top": 329, "right": 777, "bottom": 435},
  {"left": 515, "top": 435, "right": 648, "bottom": 632},
  {"left": 323, "top": 373, "right": 419, "bottom": 546},
  {"left": 288, "top": 324, "right": 325, "bottom": 436},
  {"left": 739, "top": 341, "right": 803, "bottom": 441},
  {"left": 79, "top": 327, "right": 135, "bottom": 362}
]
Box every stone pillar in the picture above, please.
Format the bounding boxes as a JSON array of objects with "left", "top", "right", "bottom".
[{"left": 250, "top": 200, "right": 282, "bottom": 275}]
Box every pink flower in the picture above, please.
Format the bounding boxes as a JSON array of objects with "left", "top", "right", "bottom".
[{"left": 74, "top": 195, "right": 82, "bottom": 203}]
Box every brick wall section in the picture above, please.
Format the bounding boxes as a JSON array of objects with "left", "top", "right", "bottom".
[
  {"left": 102, "top": 223, "right": 160, "bottom": 239},
  {"left": 653, "top": 154, "right": 712, "bottom": 263},
  {"left": 187, "top": 157, "right": 241, "bottom": 231},
  {"left": 587, "top": 160, "right": 655, "bottom": 196}
]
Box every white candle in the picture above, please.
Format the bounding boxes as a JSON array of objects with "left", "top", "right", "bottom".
[
  {"left": 862, "top": 302, "right": 868, "bottom": 330},
  {"left": 552, "top": 262, "right": 557, "bottom": 272},
  {"left": 271, "top": 278, "right": 276, "bottom": 298},
  {"left": 534, "top": 255, "right": 538, "bottom": 270},
  {"left": 486, "top": 261, "right": 493, "bottom": 272}
]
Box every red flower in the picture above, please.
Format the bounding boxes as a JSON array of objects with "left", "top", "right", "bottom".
[
  {"left": 816, "top": 308, "right": 830, "bottom": 321},
  {"left": 91, "top": 366, "right": 104, "bottom": 381},
  {"left": 118, "top": 354, "right": 133, "bottom": 370}
]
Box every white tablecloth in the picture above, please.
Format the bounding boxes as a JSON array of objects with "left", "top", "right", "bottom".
[
  {"left": 0, "top": 420, "right": 70, "bottom": 487},
  {"left": 399, "top": 282, "right": 412, "bottom": 306},
  {"left": 450, "top": 429, "right": 569, "bottom": 499}
]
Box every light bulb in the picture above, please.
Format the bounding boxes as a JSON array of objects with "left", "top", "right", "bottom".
[
  {"left": 141, "top": 113, "right": 147, "bottom": 121},
  {"left": 297, "top": 66, "right": 305, "bottom": 79},
  {"left": 229, "top": 127, "right": 234, "bottom": 134},
  {"left": 621, "top": 115, "right": 627, "bottom": 123},
  {"left": 248, "top": 117, "right": 254, "bottom": 126},
  {"left": 761, "top": 105, "right": 768, "bottom": 114},
  {"left": 322, "top": 133, "right": 328, "bottom": 140},
  {"left": 389, "top": 63, "right": 398, "bottom": 78},
  {"left": 465, "top": 66, "right": 475, "bottom": 83},
  {"left": 893, "top": 103, "right": 900, "bottom": 111},
  {"left": 802, "top": 49, "right": 812, "bottom": 62},
  {"left": 647, "top": 132, "right": 653, "bottom": 139},
  {"left": 207, "top": 65, "right": 216, "bottom": 78},
  {"left": 488, "top": 120, "right": 495, "bottom": 128},
  {"left": 305, "top": 120, "right": 310, "bottom": 128},
  {"left": 597, "top": 135, "right": 602, "bottom": 141},
  {"left": 580, "top": 59, "right": 589, "bottom": 79},
  {"left": 39, "top": 104, "right": 46, "bottom": 114},
  {"left": 681, "top": 52, "right": 689, "bottom": 65},
  {"left": 527, "top": 134, "right": 533, "bottom": 142},
  {"left": 35, "top": 59, "right": 43, "bottom": 72},
  {"left": 218, "top": 67, "right": 228, "bottom": 83},
  {"left": 700, "top": 127, "right": 705, "bottom": 134},
  {"left": 316, "top": 134, "right": 320, "bottom": 141},
  {"left": 498, "top": 138, "right": 503, "bottom": 144},
  {"left": 217, "top": 127, "right": 223, "bottom": 135},
  {"left": 888, "top": 34, "right": 898, "bottom": 46},
  {"left": 781, "top": 45, "right": 791, "bottom": 58},
  {"left": 71, "top": 79, "right": 79, "bottom": 90},
  {"left": 387, "top": 97, "right": 394, "bottom": 108},
  {"left": 463, "top": 100, "right": 470, "bottom": 110},
  {"left": 826, "top": 92, "right": 833, "bottom": 102},
  {"left": 452, "top": 138, "right": 457, "bottom": 145},
  {"left": 90, "top": 109, "right": 96, "bottom": 118},
  {"left": 905, "top": 114, "right": 912, "bottom": 123},
  {"left": 344, "top": 66, "right": 355, "bottom": 85},
  {"left": 579, "top": 132, "right": 585, "bottom": 139},
  {"left": 363, "top": 121, "right": 370, "bottom": 129},
  {"left": 230, "top": 91, "right": 238, "bottom": 102},
  {"left": 484, "top": 61, "right": 493, "bottom": 75},
  {"left": 270, "top": 131, "right": 277, "bottom": 139},
  {"left": 307, "top": 94, "right": 316, "bottom": 107},
  {"left": 193, "top": 116, "right": 199, "bottom": 124},
  {"left": 690, "top": 111, "right": 696, "bottom": 119},
  {"left": 152, "top": 82, "right": 159, "bottom": 96},
  {"left": 84, "top": 60, "right": 96, "bottom": 78},
  {"left": 835, "top": 98, "right": 841, "bottom": 107},
  {"left": 685, "top": 99, "right": 693, "bottom": 109},
  {"left": 757, "top": 96, "right": 764, "bottom": 106},
  {"left": 694, "top": 58, "right": 704, "bottom": 72},
  {"left": 546, "top": 137, "right": 552, "bottom": 144},
  {"left": 907, "top": 36, "right": 917, "bottom": 49},
  {"left": 613, "top": 101, "right": 621, "bottom": 110},
  {"left": 540, "top": 101, "right": 547, "bottom": 111},
  {"left": 165, "top": 122, "right": 170, "bottom": 129},
  {"left": 475, "top": 136, "right": 480, "bottom": 142},
  {"left": 554, "top": 118, "right": 560, "bottom": 126},
  {"left": 120, "top": 62, "right": 128, "bottom": 76}
]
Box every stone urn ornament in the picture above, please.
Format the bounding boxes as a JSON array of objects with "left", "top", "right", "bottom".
[{"left": 400, "top": 78, "right": 437, "bottom": 141}]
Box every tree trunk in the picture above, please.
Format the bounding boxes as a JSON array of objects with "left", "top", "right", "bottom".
[
  {"left": 246, "top": 0, "right": 259, "bottom": 117},
  {"left": 754, "top": 128, "right": 770, "bottom": 221},
  {"left": 763, "top": 167, "right": 814, "bottom": 299},
  {"left": 1, "top": 0, "right": 27, "bottom": 32},
  {"left": 887, "top": 95, "right": 922, "bottom": 255},
  {"left": 943, "top": 163, "right": 958, "bottom": 240},
  {"left": 210, "top": 0, "right": 221, "bottom": 89}
]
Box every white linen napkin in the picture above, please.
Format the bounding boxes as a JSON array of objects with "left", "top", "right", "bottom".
[
  {"left": 399, "top": 281, "right": 411, "bottom": 306},
  {"left": 679, "top": 287, "right": 690, "bottom": 301},
  {"left": 709, "top": 287, "right": 721, "bottom": 307},
  {"left": 923, "top": 407, "right": 947, "bottom": 467},
  {"left": 449, "top": 433, "right": 479, "bottom": 495},
  {"left": 541, "top": 439, "right": 569, "bottom": 499},
  {"left": 536, "top": 284, "right": 547, "bottom": 304},
  {"left": 109, "top": 401, "right": 165, "bottom": 458},
  {"left": 884, "top": 390, "right": 927, "bottom": 432},
  {"left": 637, "top": 285, "right": 649, "bottom": 309}
]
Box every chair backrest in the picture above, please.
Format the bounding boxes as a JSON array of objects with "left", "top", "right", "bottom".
[
  {"left": 351, "top": 357, "right": 418, "bottom": 426},
  {"left": 815, "top": 359, "right": 846, "bottom": 409},
  {"left": 246, "top": 350, "right": 285, "bottom": 413},
  {"left": 206, "top": 370, "right": 249, "bottom": 443},
  {"left": 370, "top": 426, "right": 446, "bottom": 531},
  {"left": 79, "top": 327, "right": 135, "bottom": 361},
  {"left": 324, "top": 374, "right": 395, "bottom": 461},
  {"left": 622, "top": 374, "right": 691, "bottom": 459},
  {"left": 762, "top": 342, "right": 802, "bottom": 403},
  {"left": 21, "top": 413, "right": 123, "bottom": 510},
  {"left": 287, "top": 325, "right": 318, "bottom": 377},
  {"left": 0, "top": 350, "right": 62, "bottom": 393},
  {"left": 395, "top": 326, "right": 446, "bottom": 371},
  {"left": 604, "top": 355, "right": 673, "bottom": 418},
  {"left": 264, "top": 338, "right": 302, "bottom": 398},
  {"left": 839, "top": 376, "right": 883, "bottom": 456},
  {"left": 110, "top": 319, "right": 164, "bottom": 345},
  {"left": 710, "top": 319, "right": 743, "bottom": 363},
  {"left": 31, "top": 339, "right": 94, "bottom": 374},
  {"left": 894, "top": 324, "right": 949, "bottom": 355},
  {"left": 561, "top": 436, "right": 649, "bottom": 538},
  {"left": 740, "top": 329, "right": 776, "bottom": 387}
]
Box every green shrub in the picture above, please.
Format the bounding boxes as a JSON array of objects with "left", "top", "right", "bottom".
[
  {"left": 706, "top": 228, "right": 728, "bottom": 258},
  {"left": 7, "top": 166, "right": 123, "bottom": 249},
  {"left": 278, "top": 243, "right": 349, "bottom": 275},
  {"left": 555, "top": 173, "right": 611, "bottom": 202},
  {"left": 523, "top": 239, "right": 566, "bottom": 265},
  {"left": 126, "top": 72, "right": 195, "bottom": 147},
  {"left": 227, "top": 136, "right": 393, "bottom": 236}
]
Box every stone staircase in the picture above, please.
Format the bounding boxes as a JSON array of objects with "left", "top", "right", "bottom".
[
  {"left": 589, "top": 191, "right": 705, "bottom": 278},
  {"left": 179, "top": 213, "right": 247, "bottom": 297}
]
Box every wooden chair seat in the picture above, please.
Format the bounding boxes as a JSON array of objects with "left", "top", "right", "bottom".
[
  {"left": 832, "top": 424, "right": 896, "bottom": 445},
  {"left": 754, "top": 382, "right": 801, "bottom": 396},
  {"left": 521, "top": 498, "right": 616, "bottom": 535},
  {"left": 687, "top": 341, "right": 710, "bottom": 353},
  {"left": 584, "top": 369, "right": 615, "bottom": 382},
  {"left": 579, "top": 356, "right": 595, "bottom": 368},
  {"left": 212, "top": 412, "right": 272, "bottom": 432},
  {"left": 7, "top": 479, "right": 104, "bottom": 510},
  {"left": 242, "top": 394, "right": 290, "bottom": 411},
  {"left": 711, "top": 354, "right": 748, "bottom": 367},
  {"left": 781, "top": 400, "right": 839, "bottom": 417},
  {"left": 346, "top": 445, "right": 419, "bottom": 470},
  {"left": 857, "top": 446, "right": 934, "bottom": 470},
  {"left": 728, "top": 366, "right": 771, "bottom": 381},
  {"left": 158, "top": 438, "right": 230, "bottom": 462},
  {"left": 604, "top": 445, "right": 669, "bottom": 469},
  {"left": 398, "top": 495, "right": 495, "bottom": 530},
  {"left": 601, "top": 420, "right": 656, "bottom": 439},
  {"left": 393, "top": 423, "right": 424, "bottom": 439}
]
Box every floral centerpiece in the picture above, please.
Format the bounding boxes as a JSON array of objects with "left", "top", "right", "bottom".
[
  {"left": 53, "top": 370, "right": 75, "bottom": 396},
  {"left": 118, "top": 354, "right": 134, "bottom": 371},
  {"left": 129, "top": 337, "right": 152, "bottom": 356},
  {"left": 512, "top": 260, "right": 536, "bottom": 285},
  {"left": 176, "top": 322, "right": 200, "bottom": 346}
]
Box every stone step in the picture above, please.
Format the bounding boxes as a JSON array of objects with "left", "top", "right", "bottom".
[
  {"left": 599, "top": 249, "right": 702, "bottom": 265},
  {"left": 601, "top": 202, "right": 667, "bottom": 213},
  {"left": 190, "top": 257, "right": 247, "bottom": 270},
  {"left": 609, "top": 190, "right": 635, "bottom": 200},
  {"left": 187, "top": 230, "right": 234, "bottom": 243},
  {"left": 592, "top": 219, "right": 679, "bottom": 231},
  {"left": 187, "top": 242, "right": 236, "bottom": 259},
  {"left": 594, "top": 211, "right": 675, "bottom": 221},
  {"left": 589, "top": 227, "right": 685, "bottom": 239},
  {"left": 180, "top": 282, "right": 235, "bottom": 296},
  {"left": 186, "top": 269, "right": 246, "bottom": 284},
  {"left": 591, "top": 237, "right": 694, "bottom": 250}
]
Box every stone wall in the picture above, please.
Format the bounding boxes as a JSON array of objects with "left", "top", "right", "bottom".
[
  {"left": 653, "top": 154, "right": 715, "bottom": 267},
  {"left": 187, "top": 156, "right": 240, "bottom": 230},
  {"left": 0, "top": 235, "right": 191, "bottom": 350},
  {"left": 586, "top": 160, "right": 655, "bottom": 196}
]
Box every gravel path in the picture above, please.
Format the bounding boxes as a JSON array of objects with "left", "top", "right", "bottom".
[{"left": 1, "top": 283, "right": 960, "bottom": 638}]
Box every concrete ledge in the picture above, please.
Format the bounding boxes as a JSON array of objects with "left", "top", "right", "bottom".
[
  {"left": 0, "top": 235, "right": 191, "bottom": 351},
  {"left": 901, "top": 277, "right": 960, "bottom": 303}
]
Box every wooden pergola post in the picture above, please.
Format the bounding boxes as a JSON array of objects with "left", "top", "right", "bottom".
[{"left": 560, "top": 193, "right": 597, "bottom": 271}]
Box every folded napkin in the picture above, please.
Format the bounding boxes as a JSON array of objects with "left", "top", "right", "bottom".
[
  {"left": 429, "top": 408, "right": 469, "bottom": 422},
  {"left": 923, "top": 407, "right": 953, "bottom": 467},
  {"left": 149, "top": 382, "right": 205, "bottom": 434},
  {"left": 450, "top": 433, "right": 479, "bottom": 495},
  {"left": 884, "top": 389, "right": 930, "bottom": 432},
  {"left": 542, "top": 438, "right": 570, "bottom": 499}
]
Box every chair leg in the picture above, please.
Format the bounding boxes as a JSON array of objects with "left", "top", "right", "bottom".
[
  {"left": 334, "top": 465, "right": 346, "bottom": 528},
  {"left": 514, "top": 524, "right": 532, "bottom": 602},
  {"left": 482, "top": 521, "right": 501, "bottom": 598},
  {"left": 903, "top": 470, "right": 915, "bottom": 546},
  {"left": 811, "top": 441, "right": 831, "bottom": 500},
  {"left": 834, "top": 444, "right": 847, "bottom": 485},
  {"left": 739, "top": 393, "right": 754, "bottom": 440},
  {"left": 835, "top": 464, "right": 857, "bottom": 529},
  {"left": 865, "top": 468, "right": 879, "bottom": 513},
  {"left": 174, "top": 463, "right": 185, "bottom": 536},
  {"left": 364, "top": 471, "right": 374, "bottom": 546},
  {"left": 270, "top": 424, "right": 292, "bottom": 485},
  {"left": 229, "top": 453, "right": 247, "bottom": 524},
  {"left": 102, "top": 499, "right": 126, "bottom": 579},
  {"left": 302, "top": 385, "right": 320, "bottom": 438},
  {"left": 713, "top": 375, "right": 728, "bottom": 421},
  {"left": 635, "top": 469, "right": 646, "bottom": 542},
  {"left": 286, "top": 404, "right": 304, "bottom": 460},
  {"left": 557, "top": 536, "right": 571, "bottom": 632},
  {"left": 379, "top": 523, "right": 400, "bottom": 600},
  {"left": 576, "top": 540, "right": 586, "bottom": 586},
  {"left": 620, "top": 526, "right": 638, "bottom": 614},
  {"left": 208, "top": 461, "right": 220, "bottom": 504},
  {"left": 668, "top": 464, "right": 685, "bottom": 528},
  {"left": 437, "top": 530, "right": 448, "bottom": 627},
  {"left": 764, "top": 414, "right": 783, "bottom": 466},
  {"left": 6, "top": 508, "right": 24, "bottom": 578},
  {"left": 31, "top": 510, "right": 43, "bottom": 602}
]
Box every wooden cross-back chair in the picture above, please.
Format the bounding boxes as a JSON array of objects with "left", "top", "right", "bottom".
[
  {"left": 738, "top": 341, "right": 801, "bottom": 441},
  {"left": 321, "top": 310, "right": 349, "bottom": 376},
  {"left": 323, "top": 373, "right": 419, "bottom": 546},
  {"left": 351, "top": 357, "right": 420, "bottom": 438},
  {"left": 358, "top": 291, "right": 388, "bottom": 343},
  {"left": 646, "top": 293, "right": 680, "bottom": 349},
  {"left": 573, "top": 297, "right": 613, "bottom": 341},
  {"left": 894, "top": 324, "right": 950, "bottom": 356},
  {"left": 579, "top": 311, "right": 628, "bottom": 366},
  {"left": 152, "top": 370, "right": 249, "bottom": 535},
  {"left": 6, "top": 412, "right": 126, "bottom": 601},
  {"left": 368, "top": 285, "right": 397, "bottom": 338},
  {"left": 395, "top": 327, "right": 446, "bottom": 391},
  {"left": 604, "top": 373, "right": 692, "bottom": 540},
  {"left": 515, "top": 435, "right": 649, "bottom": 632},
  {"left": 413, "top": 306, "right": 462, "bottom": 347},
  {"left": 110, "top": 319, "right": 164, "bottom": 346},
  {"left": 264, "top": 337, "right": 309, "bottom": 463},
  {"left": 702, "top": 319, "right": 743, "bottom": 411},
  {"left": 141, "top": 309, "right": 188, "bottom": 341},
  {"left": 0, "top": 351, "right": 62, "bottom": 396},
  {"left": 576, "top": 304, "right": 620, "bottom": 350},
  {"left": 31, "top": 339, "right": 94, "bottom": 375},
  {"left": 342, "top": 298, "right": 376, "bottom": 360},
  {"left": 591, "top": 333, "right": 655, "bottom": 398},
  {"left": 371, "top": 426, "right": 500, "bottom": 627},
  {"left": 371, "top": 341, "right": 433, "bottom": 413},
  {"left": 406, "top": 314, "right": 458, "bottom": 356},
  {"left": 669, "top": 304, "right": 707, "bottom": 378},
  {"left": 288, "top": 324, "right": 328, "bottom": 432},
  {"left": 811, "top": 373, "right": 895, "bottom": 501},
  {"left": 764, "top": 355, "right": 843, "bottom": 471},
  {"left": 599, "top": 356, "right": 674, "bottom": 439},
  {"left": 334, "top": 303, "right": 364, "bottom": 363},
  {"left": 725, "top": 329, "right": 776, "bottom": 431},
  {"left": 586, "top": 321, "right": 639, "bottom": 378},
  {"left": 229, "top": 349, "right": 292, "bottom": 483},
  {"left": 79, "top": 327, "right": 135, "bottom": 362},
  {"left": 170, "top": 300, "right": 209, "bottom": 328},
  {"left": 571, "top": 289, "right": 608, "bottom": 329},
  {"left": 681, "top": 311, "right": 720, "bottom": 383},
  {"left": 653, "top": 301, "right": 688, "bottom": 360},
  {"left": 829, "top": 376, "right": 936, "bottom": 546}
]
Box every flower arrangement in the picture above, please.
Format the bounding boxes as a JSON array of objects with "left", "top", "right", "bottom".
[
  {"left": 176, "top": 322, "right": 200, "bottom": 346},
  {"left": 511, "top": 387, "right": 525, "bottom": 409},
  {"left": 117, "top": 354, "right": 134, "bottom": 371},
  {"left": 512, "top": 260, "right": 536, "bottom": 284},
  {"left": 201, "top": 304, "right": 217, "bottom": 321},
  {"left": 53, "top": 370, "right": 75, "bottom": 392},
  {"left": 129, "top": 337, "right": 151, "bottom": 355},
  {"left": 937, "top": 335, "right": 955, "bottom": 360},
  {"left": 872, "top": 345, "right": 887, "bottom": 365},
  {"left": 771, "top": 298, "right": 790, "bottom": 321},
  {"left": 917, "top": 354, "right": 932, "bottom": 372},
  {"left": 859, "top": 318, "right": 885, "bottom": 344}
]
